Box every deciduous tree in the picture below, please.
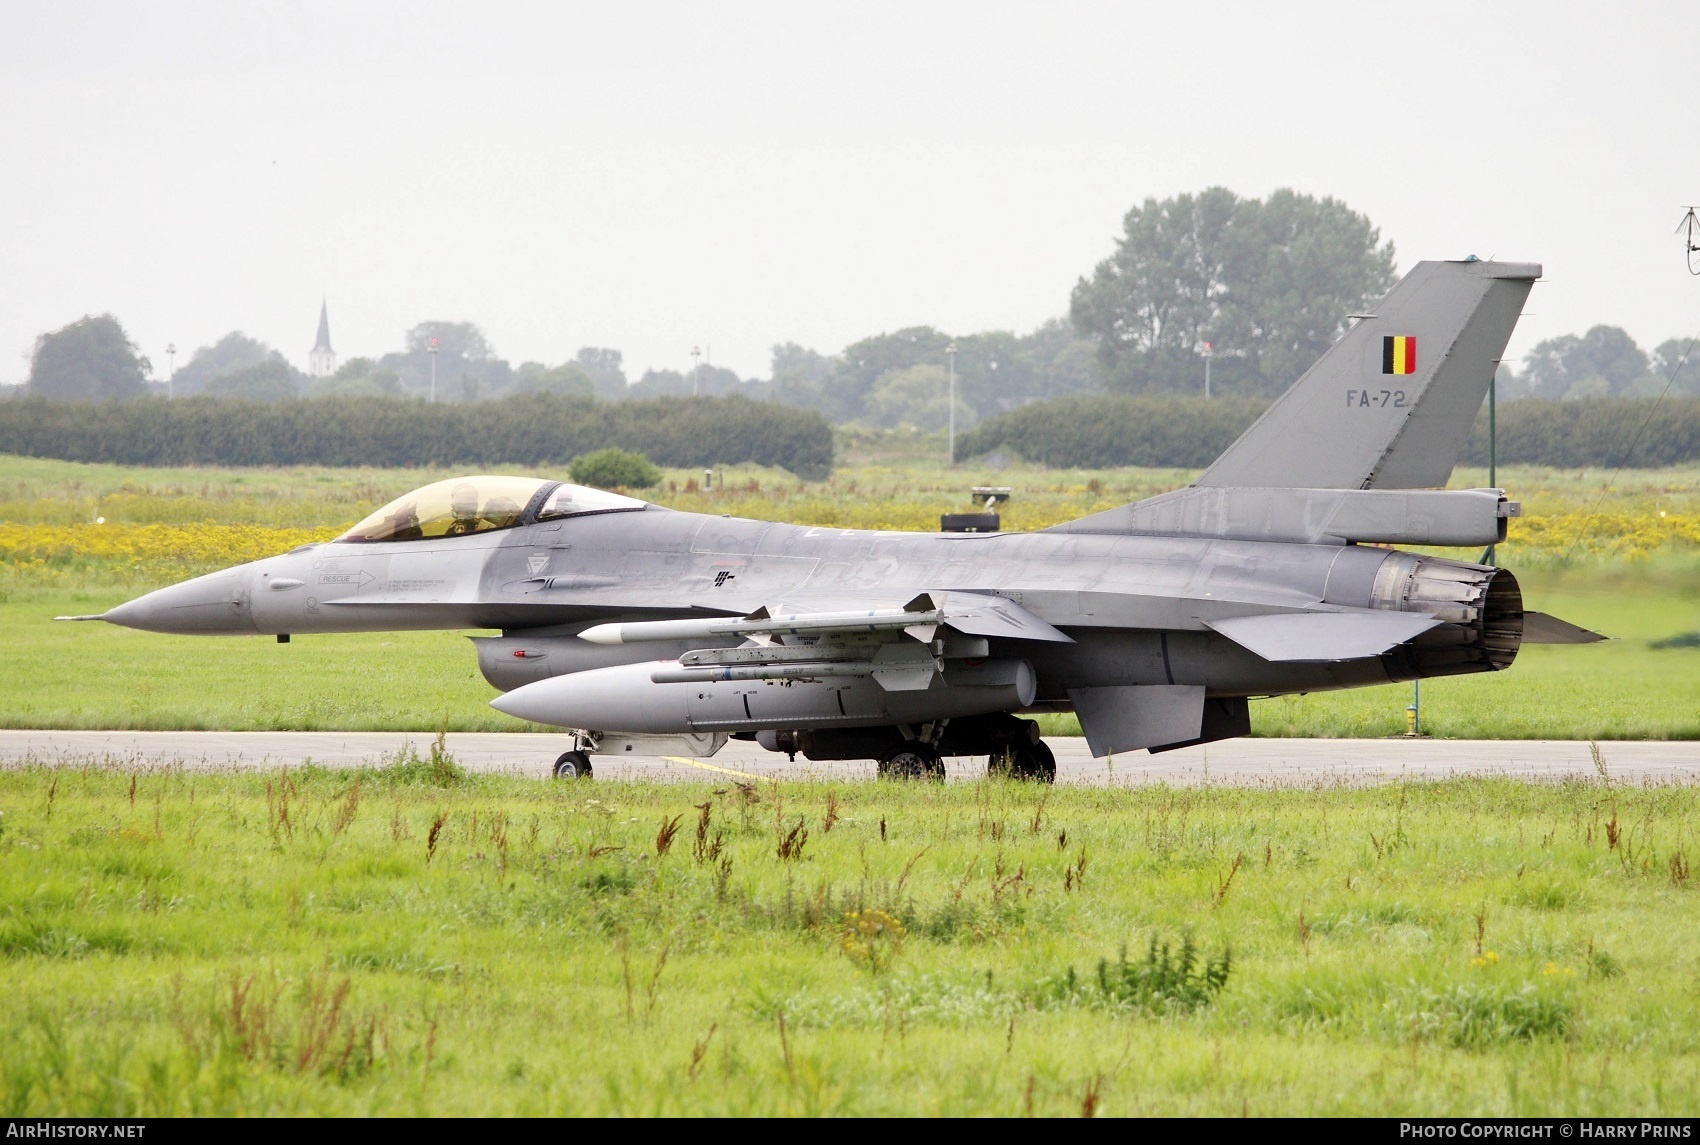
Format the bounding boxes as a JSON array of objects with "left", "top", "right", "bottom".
[
  {"left": 170, "top": 332, "right": 283, "bottom": 397},
  {"left": 27, "top": 315, "right": 150, "bottom": 401},
  {"left": 203, "top": 358, "right": 302, "bottom": 401},
  {"left": 513, "top": 362, "right": 595, "bottom": 397},
  {"left": 1522, "top": 326, "right": 1651, "bottom": 399},
  {"left": 1650, "top": 338, "right": 1699, "bottom": 397},
  {"left": 1069, "top": 188, "right": 1396, "bottom": 396}
]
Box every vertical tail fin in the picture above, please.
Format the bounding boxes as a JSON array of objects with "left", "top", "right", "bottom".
[{"left": 1196, "top": 259, "right": 1539, "bottom": 490}]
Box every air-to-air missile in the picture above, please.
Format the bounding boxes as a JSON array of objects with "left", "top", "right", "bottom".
[{"left": 69, "top": 258, "right": 1600, "bottom": 781}]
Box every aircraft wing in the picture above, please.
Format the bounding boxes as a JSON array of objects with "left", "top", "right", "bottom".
[
  {"left": 1205, "top": 610, "right": 1442, "bottom": 663},
  {"left": 919, "top": 591, "right": 1076, "bottom": 643}
]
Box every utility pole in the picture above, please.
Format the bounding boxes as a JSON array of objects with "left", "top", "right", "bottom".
[
  {"left": 165, "top": 343, "right": 176, "bottom": 399},
  {"left": 428, "top": 337, "right": 439, "bottom": 404},
  {"left": 1204, "top": 342, "right": 1212, "bottom": 399},
  {"left": 1480, "top": 370, "right": 1498, "bottom": 567},
  {"left": 691, "top": 345, "right": 702, "bottom": 396},
  {"left": 946, "top": 342, "right": 958, "bottom": 464}
]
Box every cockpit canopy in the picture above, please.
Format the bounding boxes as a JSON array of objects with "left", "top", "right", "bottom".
[{"left": 337, "top": 476, "right": 647, "bottom": 543}]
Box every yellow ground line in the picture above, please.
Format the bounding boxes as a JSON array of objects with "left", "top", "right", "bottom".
[{"left": 663, "top": 755, "right": 764, "bottom": 780}]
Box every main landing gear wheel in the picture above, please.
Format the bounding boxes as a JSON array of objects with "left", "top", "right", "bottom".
[
  {"left": 877, "top": 746, "right": 946, "bottom": 782},
  {"left": 553, "top": 750, "right": 594, "bottom": 780},
  {"left": 988, "top": 740, "right": 1057, "bottom": 784}
]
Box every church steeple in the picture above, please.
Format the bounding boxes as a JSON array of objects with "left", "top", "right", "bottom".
[{"left": 309, "top": 299, "right": 336, "bottom": 377}]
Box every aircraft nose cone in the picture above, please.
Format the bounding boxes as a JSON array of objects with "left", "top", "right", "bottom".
[
  {"left": 104, "top": 567, "right": 258, "bottom": 634},
  {"left": 101, "top": 597, "right": 149, "bottom": 628}
]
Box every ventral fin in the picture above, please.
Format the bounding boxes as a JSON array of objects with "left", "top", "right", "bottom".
[{"left": 1521, "top": 612, "right": 1605, "bottom": 644}]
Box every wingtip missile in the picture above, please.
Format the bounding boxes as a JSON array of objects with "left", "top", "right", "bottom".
[{"left": 578, "top": 624, "right": 625, "bottom": 644}]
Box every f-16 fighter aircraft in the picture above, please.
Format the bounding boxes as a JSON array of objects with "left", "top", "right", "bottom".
[{"left": 72, "top": 258, "right": 1601, "bottom": 781}]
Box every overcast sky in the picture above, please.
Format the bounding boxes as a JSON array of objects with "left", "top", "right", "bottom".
[{"left": 2, "top": 1, "right": 1695, "bottom": 384}]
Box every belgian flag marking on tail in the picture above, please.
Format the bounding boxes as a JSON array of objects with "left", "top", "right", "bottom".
[{"left": 1382, "top": 335, "right": 1416, "bottom": 375}]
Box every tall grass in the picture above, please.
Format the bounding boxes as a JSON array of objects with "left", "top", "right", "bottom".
[{"left": 1, "top": 763, "right": 1696, "bottom": 1115}]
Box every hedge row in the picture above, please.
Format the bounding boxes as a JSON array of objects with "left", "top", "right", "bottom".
[
  {"left": 1458, "top": 398, "right": 1700, "bottom": 469},
  {"left": 958, "top": 395, "right": 1700, "bottom": 471},
  {"left": 0, "top": 393, "right": 835, "bottom": 479},
  {"left": 955, "top": 396, "right": 1267, "bottom": 469},
  {"left": 6, "top": 391, "right": 1693, "bottom": 477}
]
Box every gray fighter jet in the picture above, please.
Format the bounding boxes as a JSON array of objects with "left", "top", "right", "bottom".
[{"left": 70, "top": 258, "right": 1601, "bottom": 781}]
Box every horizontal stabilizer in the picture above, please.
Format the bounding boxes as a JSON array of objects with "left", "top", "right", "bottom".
[
  {"left": 1206, "top": 610, "right": 1441, "bottom": 662},
  {"left": 1521, "top": 612, "right": 1605, "bottom": 644}
]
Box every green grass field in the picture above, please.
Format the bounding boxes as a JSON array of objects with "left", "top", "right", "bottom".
[
  {"left": 1, "top": 446, "right": 1695, "bottom": 738},
  {"left": 2, "top": 760, "right": 1696, "bottom": 1115},
  {"left": 4, "top": 442, "right": 1699, "bottom": 534}
]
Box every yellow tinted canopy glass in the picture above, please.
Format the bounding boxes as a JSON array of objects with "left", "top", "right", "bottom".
[{"left": 338, "top": 476, "right": 551, "bottom": 542}]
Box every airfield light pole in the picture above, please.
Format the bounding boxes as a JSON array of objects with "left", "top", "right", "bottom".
[
  {"left": 1489, "top": 375, "right": 1497, "bottom": 491},
  {"left": 165, "top": 343, "right": 176, "bottom": 399},
  {"left": 947, "top": 342, "right": 958, "bottom": 464},
  {"left": 428, "top": 338, "right": 439, "bottom": 405},
  {"left": 1475, "top": 371, "right": 1499, "bottom": 568},
  {"left": 1204, "top": 342, "right": 1212, "bottom": 399},
  {"left": 692, "top": 345, "right": 702, "bottom": 396}
]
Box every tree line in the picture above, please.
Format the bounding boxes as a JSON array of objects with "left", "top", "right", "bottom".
[
  {"left": 10, "top": 186, "right": 1697, "bottom": 455},
  {"left": 957, "top": 395, "right": 1700, "bottom": 471},
  {"left": 0, "top": 393, "right": 834, "bottom": 479},
  {"left": 1503, "top": 326, "right": 1693, "bottom": 401}
]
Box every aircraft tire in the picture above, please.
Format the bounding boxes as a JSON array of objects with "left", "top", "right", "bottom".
[
  {"left": 553, "top": 751, "right": 594, "bottom": 780},
  {"left": 989, "top": 741, "right": 1056, "bottom": 783},
  {"left": 878, "top": 746, "right": 944, "bottom": 782},
  {"left": 1028, "top": 739, "right": 1058, "bottom": 784}
]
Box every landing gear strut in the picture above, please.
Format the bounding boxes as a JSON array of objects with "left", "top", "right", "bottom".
[{"left": 553, "top": 750, "right": 593, "bottom": 779}]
